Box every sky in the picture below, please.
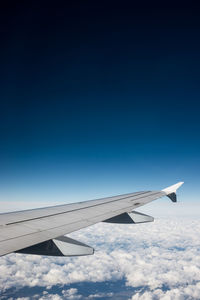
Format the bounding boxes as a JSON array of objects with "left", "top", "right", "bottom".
[
  {"left": 1, "top": 2, "right": 200, "bottom": 205},
  {"left": 1, "top": 2, "right": 200, "bottom": 300}
]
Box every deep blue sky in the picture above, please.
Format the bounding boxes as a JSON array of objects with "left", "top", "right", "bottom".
[{"left": 1, "top": 2, "right": 200, "bottom": 204}]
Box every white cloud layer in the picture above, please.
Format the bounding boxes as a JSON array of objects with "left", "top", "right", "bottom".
[{"left": 1, "top": 217, "right": 200, "bottom": 299}]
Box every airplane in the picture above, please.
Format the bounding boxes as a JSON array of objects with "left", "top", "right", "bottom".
[{"left": 0, "top": 182, "right": 183, "bottom": 257}]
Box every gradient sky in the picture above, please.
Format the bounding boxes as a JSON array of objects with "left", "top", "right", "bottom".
[{"left": 1, "top": 2, "right": 200, "bottom": 206}]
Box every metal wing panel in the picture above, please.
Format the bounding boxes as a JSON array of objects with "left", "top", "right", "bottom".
[
  {"left": 5, "top": 181, "right": 188, "bottom": 258},
  {"left": 0, "top": 191, "right": 166, "bottom": 256},
  {"left": 0, "top": 191, "right": 147, "bottom": 226},
  {"left": 0, "top": 183, "right": 184, "bottom": 256}
]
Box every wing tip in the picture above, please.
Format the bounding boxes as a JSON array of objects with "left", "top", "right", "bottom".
[
  {"left": 162, "top": 181, "right": 184, "bottom": 195},
  {"left": 162, "top": 182, "right": 184, "bottom": 202}
]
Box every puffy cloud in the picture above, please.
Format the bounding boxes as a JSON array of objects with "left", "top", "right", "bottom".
[
  {"left": 130, "top": 283, "right": 200, "bottom": 300},
  {"left": 1, "top": 218, "right": 200, "bottom": 299},
  {"left": 88, "top": 292, "right": 114, "bottom": 298},
  {"left": 61, "top": 288, "right": 81, "bottom": 299}
]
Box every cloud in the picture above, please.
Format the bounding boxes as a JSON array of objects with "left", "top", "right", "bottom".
[
  {"left": 88, "top": 292, "right": 114, "bottom": 298},
  {"left": 130, "top": 283, "right": 200, "bottom": 300},
  {"left": 61, "top": 288, "right": 81, "bottom": 299},
  {"left": 1, "top": 218, "right": 200, "bottom": 299}
]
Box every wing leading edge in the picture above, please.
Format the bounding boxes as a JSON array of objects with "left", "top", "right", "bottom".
[{"left": 0, "top": 182, "right": 184, "bottom": 257}]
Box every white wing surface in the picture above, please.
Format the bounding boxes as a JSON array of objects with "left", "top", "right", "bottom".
[{"left": 0, "top": 182, "right": 184, "bottom": 257}]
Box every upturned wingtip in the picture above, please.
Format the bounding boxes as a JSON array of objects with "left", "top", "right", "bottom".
[{"left": 162, "top": 181, "right": 184, "bottom": 195}]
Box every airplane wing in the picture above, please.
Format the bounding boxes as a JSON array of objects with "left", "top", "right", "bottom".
[{"left": 0, "top": 182, "right": 183, "bottom": 257}]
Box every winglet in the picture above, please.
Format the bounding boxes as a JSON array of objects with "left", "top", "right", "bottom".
[{"left": 162, "top": 182, "right": 184, "bottom": 202}]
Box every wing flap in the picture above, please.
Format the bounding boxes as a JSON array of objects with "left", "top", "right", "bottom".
[
  {"left": 104, "top": 211, "right": 154, "bottom": 224},
  {"left": 16, "top": 236, "right": 94, "bottom": 257}
]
